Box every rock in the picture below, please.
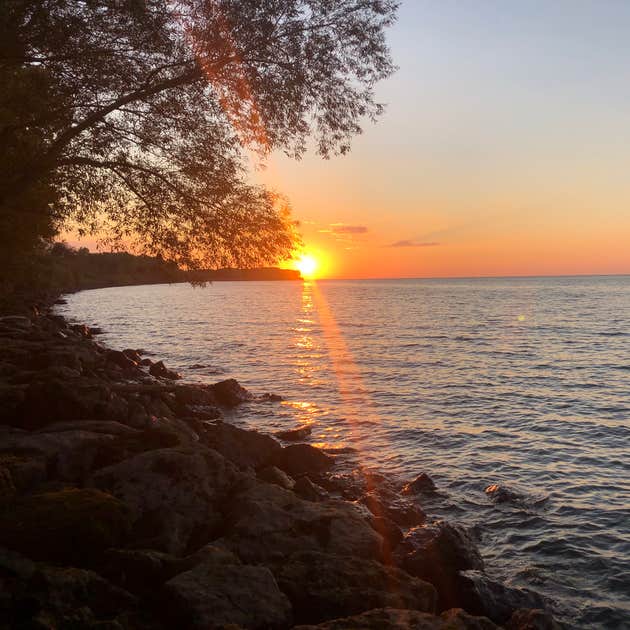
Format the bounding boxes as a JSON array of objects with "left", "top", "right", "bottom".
[
  {"left": 484, "top": 483, "right": 523, "bottom": 504},
  {"left": 367, "top": 515, "right": 404, "bottom": 551},
  {"left": 506, "top": 608, "right": 563, "bottom": 630},
  {"left": 361, "top": 490, "right": 426, "bottom": 527},
  {"left": 275, "top": 424, "right": 312, "bottom": 441},
  {"left": 0, "top": 488, "right": 130, "bottom": 565},
  {"left": 178, "top": 544, "right": 241, "bottom": 572},
  {"left": 210, "top": 378, "right": 252, "bottom": 406},
  {"left": 0, "top": 425, "right": 118, "bottom": 481},
  {"left": 101, "top": 548, "right": 180, "bottom": 596},
  {"left": 402, "top": 472, "right": 437, "bottom": 495},
  {"left": 396, "top": 521, "right": 484, "bottom": 611},
  {"left": 0, "top": 451, "right": 46, "bottom": 493},
  {"left": 293, "top": 607, "right": 499, "bottom": 629},
  {"left": 149, "top": 360, "right": 181, "bottom": 380},
  {"left": 92, "top": 446, "right": 237, "bottom": 554},
  {"left": 294, "top": 475, "right": 328, "bottom": 502},
  {"left": 7, "top": 564, "right": 137, "bottom": 629},
  {"left": 203, "top": 421, "right": 281, "bottom": 470},
  {"left": 0, "top": 315, "right": 32, "bottom": 330},
  {"left": 260, "top": 392, "right": 283, "bottom": 402},
  {"left": 106, "top": 349, "right": 138, "bottom": 370},
  {"left": 219, "top": 481, "right": 383, "bottom": 565},
  {"left": 457, "top": 572, "right": 549, "bottom": 625},
  {"left": 277, "top": 550, "right": 436, "bottom": 624},
  {"left": 258, "top": 465, "right": 295, "bottom": 489},
  {"left": 270, "top": 444, "right": 334, "bottom": 476},
  {"left": 162, "top": 559, "right": 292, "bottom": 630},
  {"left": 122, "top": 348, "right": 142, "bottom": 363}
]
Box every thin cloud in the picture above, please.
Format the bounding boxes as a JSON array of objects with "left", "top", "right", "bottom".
[
  {"left": 388, "top": 240, "right": 440, "bottom": 248},
  {"left": 330, "top": 224, "right": 368, "bottom": 234}
]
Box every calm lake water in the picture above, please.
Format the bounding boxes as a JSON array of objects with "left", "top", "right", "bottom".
[{"left": 58, "top": 276, "right": 630, "bottom": 628}]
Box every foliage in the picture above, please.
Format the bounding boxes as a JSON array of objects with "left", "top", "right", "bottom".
[{"left": 0, "top": 0, "right": 398, "bottom": 280}]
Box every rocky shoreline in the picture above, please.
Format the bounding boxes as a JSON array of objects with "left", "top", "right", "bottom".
[{"left": 0, "top": 299, "right": 562, "bottom": 629}]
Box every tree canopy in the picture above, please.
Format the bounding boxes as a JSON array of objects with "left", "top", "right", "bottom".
[{"left": 0, "top": 0, "right": 398, "bottom": 278}]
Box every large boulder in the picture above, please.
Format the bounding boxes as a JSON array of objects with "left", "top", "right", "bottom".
[
  {"left": 0, "top": 488, "right": 130, "bottom": 565},
  {"left": 210, "top": 378, "right": 252, "bottom": 406},
  {"left": 293, "top": 607, "right": 499, "bottom": 629},
  {"left": 396, "top": 521, "right": 484, "bottom": 611},
  {"left": 276, "top": 551, "right": 436, "bottom": 624},
  {"left": 457, "top": 572, "right": 550, "bottom": 625},
  {"left": 162, "top": 557, "right": 292, "bottom": 629},
  {"left": 270, "top": 443, "right": 334, "bottom": 476},
  {"left": 275, "top": 425, "right": 312, "bottom": 441},
  {"left": 203, "top": 421, "right": 281, "bottom": 469},
  {"left": 91, "top": 446, "right": 238, "bottom": 554},
  {"left": 218, "top": 480, "right": 383, "bottom": 565}
]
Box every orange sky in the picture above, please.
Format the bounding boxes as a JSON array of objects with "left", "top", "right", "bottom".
[{"left": 260, "top": 2, "right": 630, "bottom": 279}]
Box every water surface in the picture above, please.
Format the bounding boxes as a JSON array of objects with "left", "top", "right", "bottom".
[{"left": 58, "top": 276, "right": 630, "bottom": 628}]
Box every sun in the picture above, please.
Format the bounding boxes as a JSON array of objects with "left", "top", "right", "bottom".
[{"left": 296, "top": 254, "right": 318, "bottom": 278}]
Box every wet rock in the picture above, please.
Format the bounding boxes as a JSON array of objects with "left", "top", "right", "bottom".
[
  {"left": 173, "top": 383, "right": 218, "bottom": 407},
  {"left": 361, "top": 490, "right": 426, "bottom": 527},
  {"left": 260, "top": 392, "right": 283, "bottom": 402},
  {"left": 106, "top": 349, "right": 138, "bottom": 370},
  {"left": 219, "top": 481, "right": 383, "bottom": 565},
  {"left": 506, "top": 608, "right": 563, "bottom": 630},
  {"left": 294, "top": 475, "right": 328, "bottom": 502},
  {"left": 149, "top": 360, "right": 181, "bottom": 380},
  {"left": 258, "top": 465, "right": 295, "bottom": 489},
  {"left": 402, "top": 472, "right": 437, "bottom": 495},
  {"left": 275, "top": 424, "right": 312, "bottom": 441},
  {"left": 396, "top": 521, "right": 484, "bottom": 611},
  {"left": 210, "top": 378, "right": 252, "bottom": 406},
  {"left": 484, "top": 483, "right": 523, "bottom": 504},
  {"left": 0, "top": 488, "right": 130, "bottom": 565},
  {"left": 293, "top": 607, "right": 499, "bottom": 629},
  {"left": 92, "top": 446, "right": 237, "bottom": 554},
  {"left": 122, "top": 348, "right": 142, "bottom": 363},
  {"left": 271, "top": 443, "right": 334, "bottom": 476},
  {"left": 458, "top": 571, "right": 549, "bottom": 625},
  {"left": 162, "top": 558, "right": 292, "bottom": 630},
  {"left": 203, "top": 421, "right": 281, "bottom": 470},
  {"left": 277, "top": 550, "right": 436, "bottom": 624}
]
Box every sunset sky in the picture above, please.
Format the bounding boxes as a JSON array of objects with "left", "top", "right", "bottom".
[{"left": 259, "top": 1, "right": 630, "bottom": 279}]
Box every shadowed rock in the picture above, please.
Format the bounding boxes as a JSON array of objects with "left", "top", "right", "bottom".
[
  {"left": 293, "top": 607, "right": 499, "bottom": 629},
  {"left": 92, "top": 446, "right": 237, "bottom": 554},
  {"left": 210, "top": 378, "right": 252, "bottom": 406},
  {"left": 163, "top": 558, "right": 292, "bottom": 629},
  {"left": 276, "top": 550, "right": 436, "bottom": 624},
  {"left": 271, "top": 443, "right": 334, "bottom": 476},
  {"left": 258, "top": 465, "right": 295, "bottom": 489},
  {"left": 402, "top": 472, "right": 437, "bottom": 495},
  {"left": 275, "top": 424, "right": 312, "bottom": 441},
  {"left": 0, "top": 488, "right": 130, "bottom": 565}
]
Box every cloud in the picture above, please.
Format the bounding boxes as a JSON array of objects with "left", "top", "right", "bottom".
[
  {"left": 329, "top": 224, "right": 368, "bottom": 235},
  {"left": 388, "top": 240, "right": 440, "bottom": 248}
]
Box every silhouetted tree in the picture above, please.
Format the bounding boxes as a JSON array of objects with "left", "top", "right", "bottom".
[{"left": 0, "top": 0, "right": 398, "bottom": 278}]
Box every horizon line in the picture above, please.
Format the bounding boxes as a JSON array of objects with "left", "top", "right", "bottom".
[{"left": 311, "top": 272, "right": 630, "bottom": 282}]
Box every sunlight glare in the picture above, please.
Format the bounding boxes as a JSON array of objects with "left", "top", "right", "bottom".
[{"left": 296, "top": 254, "right": 318, "bottom": 278}]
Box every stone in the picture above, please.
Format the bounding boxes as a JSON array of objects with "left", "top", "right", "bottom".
[
  {"left": 0, "top": 451, "right": 46, "bottom": 492},
  {"left": 275, "top": 425, "right": 312, "bottom": 441},
  {"left": 106, "top": 349, "right": 138, "bottom": 370},
  {"left": 506, "top": 608, "right": 563, "bottom": 630},
  {"left": 270, "top": 444, "right": 334, "bottom": 476},
  {"left": 396, "top": 521, "right": 484, "bottom": 611},
  {"left": 218, "top": 481, "right": 383, "bottom": 565},
  {"left": 277, "top": 551, "right": 436, "bottom": 624},
  {"left": 293, "top": 607, "right": 499, "bottom": 629},
  {"left": 101, "top": 548, "right": 180, "bottom": 596},
  {"left": 203, "top": 421, "right": 281, "bottom": 470},
  {"left": 402, "top": 472, "right": 437, "bottom": 495},
  {"left": 92, "top": 446, "right": 237, "bottom": 554},
  {"left": 149, "top": 360, "right": 181, "bottom": 380},
  {"left": 258, "top": 465, "right": 295, "bottom": 489},
  {"left": 0, "top": 488, "right": 130, "bottom": 565},
  {"left": 361, "top": 490, "right": 426, "bottom": 527},
  {"left": 294, "top": 475, "right": 328, "bottom": 502},
  {"left": 367, "top": 515, "right": 404, "bottom": 551},
  {"left": 210, "top": 378, "right": 252, "bottom": 406},
  {"left": 457, "top": 572, "right": 549, "bottom": 625},
  {"left": 162, "top": 560, "right": 292, "bottom": 630},
  {"left": 484, "top": 484, "right": 523, "bottom": 504}
]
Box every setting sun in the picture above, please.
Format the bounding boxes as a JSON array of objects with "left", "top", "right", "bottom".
[{"left": 296, "top": 254, "right": 318, "bottom": 278}]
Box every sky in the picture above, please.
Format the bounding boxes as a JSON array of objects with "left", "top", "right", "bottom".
[{"left": 257, "top": 0, "right": 630, "bottom": 279}]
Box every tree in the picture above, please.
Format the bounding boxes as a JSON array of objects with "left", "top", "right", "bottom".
[{"left": 0, "top": 0, "right": 398, "bottom": 274}]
